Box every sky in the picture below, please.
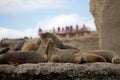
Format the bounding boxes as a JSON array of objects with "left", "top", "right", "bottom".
[{"left": 0, "top": 0, "right": 96, "bottom": 39}]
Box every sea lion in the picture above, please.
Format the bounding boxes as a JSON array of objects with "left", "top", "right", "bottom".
[
  {"left": 0, "top": 39, "right": 3, "bottom": 47},
  {"left": 0, "top": 51, "right": 47, "bottom": 65},
  {"left": 37, "top": 41, "right": 46, "bottom": 53},
  {"left": 81, "top": 53, "right": 107, "bottom": 63},
  {"left": 45, "top": 38, "right": 80, "bottom": 63},
  {"left": 0, "top": 47, "right": 10, "bottom": 54},
  {"left": 37, "top": 38, "right": 48, "bottom": 61},
  {"left": 21, "top": 38, "right": 41, "bottom": 51},
  {"left": 0, "top": 39, "right": 23, "bottom": 51},
  {"left": 40, "top": 32, "right": 79, "bottom": 50},
  {"left": 45, "top": 38, "right": 106, "bottom": 63},
  {"left": 13, "top": 40, "right": 25, "bottom": 51},
  {"left": 83, "top": 50, "right": 120, "bottom": 64}
]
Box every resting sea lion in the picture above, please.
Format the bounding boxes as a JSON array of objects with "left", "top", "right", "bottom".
[
  {"left": 45, "top": 38, "right": 106, "bottom": 63},
  {"left": 13, "top": 40, "right": 25, "bottom": 51},
  {"left": 45, "top": 38, "right": 80, "bottom": 63},
  {"left": 21, "top": 38, "right": 41, "bottom": 51},
  {"left": 0, "top": 39, "right": 23, "bottom": 51},
  {"left": 0, "top": 39, "right": 3, "bottom": 47},
  {"left": 40, "top": 32, "right": 79, "bottom": 50},
  {"left": 0, "top": 51, "right": 47, "bottom": 65},
  {"left": 81, "top": 53, "right": 107, "bottom": 63},
  {"left": 83, "top": 50, "right": 120, "bottom": 64},
  {"left": 0, "top": 47, "right": 10, "bottom": 54}
]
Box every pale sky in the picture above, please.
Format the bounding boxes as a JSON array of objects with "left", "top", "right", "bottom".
[{"left": 0, "top": 0, "right": 96, "bottom": 39}]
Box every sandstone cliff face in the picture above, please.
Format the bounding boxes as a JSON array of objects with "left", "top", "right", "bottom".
[{"left": 90, "top": 0, "right": 120, "bottom": 55}]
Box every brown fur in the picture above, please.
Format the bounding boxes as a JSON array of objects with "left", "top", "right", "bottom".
[
  {"left": 45, "top": 38, "right": 81, "bottom": 63},
  {"left": 0, "top": 47, "right": 10, "bottom": 54},
  {"left": 83, "top": 50, "right": 120, "bottom": 64},
  {"left": 0, "top": 51, "right": 47, "bottom": 65},
  {"left": 82, "top": 53, "right": 107, "bottom": 63},
  {"left": 45, "top": 38, "right": 106, "bottom": 63},
  {"left": 13, "top": 40, "right": 25, "bottom": 51},
  {"left": 40, "top": 32, "right": 79, "bottom": 50},
  {"left": 21, "top": 38, "right": 41, "bottom": 51},
  {"left": 37, "top": 42, "right": 46, "bottom": 54},
  {"left": 0, "top": 39, "right": 23, "bottom": 51},
  {"left": 36, "top": 37, "right": 50, "bottom": 62}
]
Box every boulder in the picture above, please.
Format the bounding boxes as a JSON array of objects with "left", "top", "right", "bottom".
[{"left": 90, "top": 0, "right": 120, "bottom": 55}]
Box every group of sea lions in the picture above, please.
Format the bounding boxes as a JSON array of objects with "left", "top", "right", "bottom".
[
  {"left": 0, "top": 32, "right": 120, "bottom": 65},
  {"left": 41, "top": 32, "right": 120, "bottom": 64}
]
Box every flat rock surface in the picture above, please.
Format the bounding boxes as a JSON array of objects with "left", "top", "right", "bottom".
[{"left": 0, "top": 62, "right": 120, "bottom": 80}]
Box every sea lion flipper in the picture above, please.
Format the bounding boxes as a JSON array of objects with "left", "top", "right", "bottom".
[
  {"left": 112, "top": 56, "right": 120, "bottom": 64},
  {"left": 45, "top": 38, "right": 54, "bottom": 56},
  {"left": 13, "top": 40, "right": 25, "bottom": 51},
  {"left": 0, "top": 47, "right": 10, "bottom": 54},
  {"left": 82, "top": 53, "right": 107, "bottom": 63}
]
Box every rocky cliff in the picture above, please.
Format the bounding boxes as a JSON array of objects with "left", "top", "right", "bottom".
[{"left": 90, "top": 0, "right": 120, "bottom": 55}]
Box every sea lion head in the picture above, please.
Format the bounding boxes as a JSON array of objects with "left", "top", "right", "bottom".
[
  {"left": 40, "top": 32, "right": 53, "bottom": 43},
  {"left": 40, "top": 32, "right": 51, "bottom": 38},
  {"left": 74, "top": 56, "right": 82, "bottom": 63}
]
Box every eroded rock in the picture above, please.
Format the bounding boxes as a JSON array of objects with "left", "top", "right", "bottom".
[
  {"left": 0, "top": 63, "right": 120, "bottom": 80},
  {"left": 90, "top": 0, "right": 120, "bottom": 55}
]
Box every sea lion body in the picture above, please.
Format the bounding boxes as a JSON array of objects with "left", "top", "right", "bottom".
[
  {"left": 48, "top": 48, "right": 80, "bottom": 63},
  {"left": 83, "top": 50, "right": 120, "bottom": 63},
  {"left": 45, "top": 38, "right": 81, "bottom": 63},
  {"left": 45, "top": 38, "right": 106, "bottom": 63},
  {"left": 82, "top": 53, "right": 107, "bottom": 63},
  {"left": 0, "top": 39, "right": 23, "bottom": 51},
  {"left": 21, "top": 38, "right": 41, "bottom": 51},
  {"left": 0, "top": 47, "right": 10, "bottom": 54},
  {"left": 40, "top": 32, "right": 79, "bottom": 50},
  {"left": 0, "top": 51, "right": 47, "bottom": 65},
  {"left": 13, "top": 40, "right": 25, "bottom": 51},
  {"left": 50, "top": 54, "right": 82, "bottom": 63}
]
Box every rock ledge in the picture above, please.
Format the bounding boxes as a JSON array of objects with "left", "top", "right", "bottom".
[{"left": 0, "top": 62, "right": 120, "bottom": 80}]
